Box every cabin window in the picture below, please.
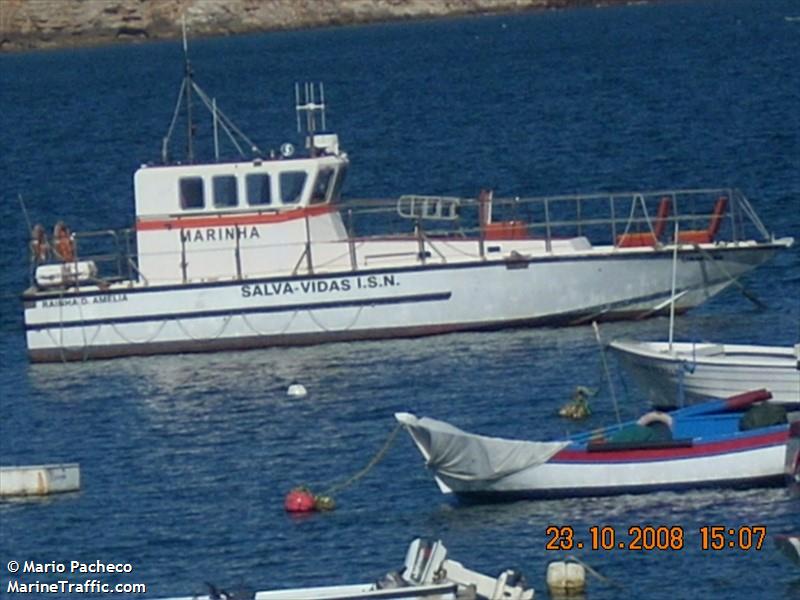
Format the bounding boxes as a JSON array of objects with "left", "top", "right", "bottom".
[
  {"left": 330, "top": 165, "right": 348, "bottom": 203},
  {"left": 279, "top": 171, "right": 307, "bottom": 204},
  {"left": 213, "top": 175, "right": 238, "bottom": 208},
  {"left": 246, "top": 173, "right": 271, "bottom": 206},
  {"left": 310, "top": 169, "right": 335, "bottom": 205},
  {"left": 179, "top": 177, "right": 204, "bottom": 210}
]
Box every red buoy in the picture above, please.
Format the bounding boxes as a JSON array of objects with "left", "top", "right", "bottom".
[{"left": 284, "top": 488, "right": 315, "bottom": 513}]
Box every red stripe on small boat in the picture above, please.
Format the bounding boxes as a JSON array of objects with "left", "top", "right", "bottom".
[
  {"left": 553, "top": 430, "right": 788, "bottom": 463},
  {"left": 135, "top": 204, "right": 336, "bottom": 231}
]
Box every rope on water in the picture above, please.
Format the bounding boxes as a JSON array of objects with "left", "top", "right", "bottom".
[
  {"left": 286, "top": 422, "right": 404, "bottom": 512},
  {"left": 322, "top": 422, "right": 404, "bottom": 497},
  {"left": 564, "top": 555, "right": 623, "bottom": 588}
]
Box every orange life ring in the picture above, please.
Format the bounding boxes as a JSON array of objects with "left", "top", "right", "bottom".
[
  {"left": 53, "top": 222, "right": 75, "bottom": 262},
  {"left": 30, "top": 224, "right": 50, "bottom": 262},
  {"left": 56, "top": 238, "right": 75, "bottom": 262}
]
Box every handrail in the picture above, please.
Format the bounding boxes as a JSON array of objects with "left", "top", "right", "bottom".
[
  {"left": 26, "top": 188, "right": 779, "bottom": 289},
  {"left": 342, "top": 187, "right": 774, "bottom": 248}
]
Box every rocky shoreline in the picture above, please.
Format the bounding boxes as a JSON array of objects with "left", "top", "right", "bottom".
[{"left": 0, "top": 0, "right": 643, "bottom": 53}]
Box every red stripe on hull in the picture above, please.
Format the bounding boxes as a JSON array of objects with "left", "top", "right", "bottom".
[
  {"left": 136, "top": 204, "right": 336, "bottom": 231},
  {"left": 553, "top": 430, "right": 788, "bottom": 463}
]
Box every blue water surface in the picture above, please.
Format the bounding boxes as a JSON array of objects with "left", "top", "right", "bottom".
[{"left": 1, "top": 0, "right": 799, "bottom": 598}]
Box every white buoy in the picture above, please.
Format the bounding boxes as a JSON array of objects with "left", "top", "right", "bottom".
[
  {"left": 546, "top": 560, "right": 586, "bottom": 595},
  {"left": 0, "top": 463, "right": 80, "bottom": 497},
  {"left": 287, "top": 383, "right": 307, "bottom": 398}
]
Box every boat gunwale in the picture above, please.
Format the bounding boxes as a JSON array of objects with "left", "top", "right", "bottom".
[
  {"left": 555, "top": 427, "right": 789, "bottom": 463},
  {"left": 609, "top": 340, "right": 800, "bottom": 368},
  {"left": 22, "top": 239, "right": 791, "bottom": 302}
]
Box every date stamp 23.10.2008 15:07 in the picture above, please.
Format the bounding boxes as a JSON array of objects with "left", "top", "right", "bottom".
[{"left": 545, "top": 525, "right": 767, "bottom": 552}]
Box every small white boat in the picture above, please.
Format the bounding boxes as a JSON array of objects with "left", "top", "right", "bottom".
[
  {"left": 608, "top": 340, "right": 800, "bottom": 406},
  {"left": 0, "top": 463, "right": 80, "bottom": 497},
  {"left": 148, "top": 538, "right": 533, "bottom": 600},
  {"left": 775, "top": 535, "right": 800, "bottom": 567},
  {"left": 397, "top": 389, "right": 793, "bottom": 501},
  {"left": 19, "top": 40, "right": 793, "bottom": 362}
]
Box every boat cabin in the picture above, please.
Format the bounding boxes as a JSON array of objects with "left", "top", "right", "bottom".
[{"left": 134, "top": 134, "right": 350, "bottom": 284}]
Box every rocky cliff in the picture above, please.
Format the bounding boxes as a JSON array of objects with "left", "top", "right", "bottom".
[{"left": 0, "top": 0, "right": 627, "bottom": 52}]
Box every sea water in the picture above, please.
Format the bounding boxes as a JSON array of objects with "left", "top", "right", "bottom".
[{"left": 1, "top": 0, "right": 798, "bottom": 598}]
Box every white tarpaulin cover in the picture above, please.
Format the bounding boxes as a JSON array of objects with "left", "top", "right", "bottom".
[{"left": 395, "top": 413, "right": 570, "bottom": 482}]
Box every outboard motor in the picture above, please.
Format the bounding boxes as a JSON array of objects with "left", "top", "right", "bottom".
[{"left": 401, "top": 539, "right": 448, "bottom": 585}]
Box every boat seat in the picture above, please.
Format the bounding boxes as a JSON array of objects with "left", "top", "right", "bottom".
[
  {"left": 689, "top": 343, "right": 725, "bottom": 357},
  {"left": 616, "top": 196, "right": 672, "bottom": 247},
  {"left": 739, "top": 403, "right": 787, "bottom": 431},
  {"left": 676, "top": 196, "right": 727, "bottom": 244}
]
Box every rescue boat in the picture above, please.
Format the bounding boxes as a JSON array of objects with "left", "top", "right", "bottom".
[{"left": 20, "top": 53, "right": 793, "bottom": 362}]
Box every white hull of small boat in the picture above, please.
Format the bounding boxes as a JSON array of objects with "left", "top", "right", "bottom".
[
  {"left": 421, "top": 443, "right": 786, "bottom": 499},
  {"left": 147, "top": 538, "right": 533, "bottom": 600},
  {"left": 609, "top": 340, "right": 800, "bottom": 406},
  {"left": 155, "top": 582, "right": 459, "bottom": 600},
  {"left": 0, "top": 463, "right": 80, "bottom": 497},
  {"left": 397, "top": 390, "right": 792, "bottom": 500}
]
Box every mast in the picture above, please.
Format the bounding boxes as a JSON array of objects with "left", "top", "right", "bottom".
[
  {"left": 668, "top": 222, "right": 679, "bottom": 353},
  {"left": 161, "top": 18, "right": 263, "bottom": 164},
  {"left": 182, "top": 16, "right": 194, "bottom": 164}
]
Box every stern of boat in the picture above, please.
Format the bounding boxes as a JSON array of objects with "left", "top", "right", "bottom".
[{"left": 786, "top": 414, "right": 800, "bottom": 485}]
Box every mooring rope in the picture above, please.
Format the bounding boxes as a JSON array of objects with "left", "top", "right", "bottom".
[
  {"left": 241, "top": 310, "right": 298, "bottom": 336},
  {"left": 695, "top": 245, "right": 766, "bottom": 309},
  {"left": 307, "top": 305, "right": 364, "bottom": 333},
  {"left": 564, "top": 555, "right": 623, "bottom": 588},
  {"left": 175, "top": 314, "right": 232, "bottom": 342},
  {"left": 320, "top": 422, "right": 404, "bottom": 498}
]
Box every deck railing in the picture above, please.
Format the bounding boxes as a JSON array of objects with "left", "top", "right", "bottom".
[
  {"left": 342, "top": 187, "right": 774, "bottom": 258},
  {"left": 26, "top": 188, "right": 777, "bottom": 289}
]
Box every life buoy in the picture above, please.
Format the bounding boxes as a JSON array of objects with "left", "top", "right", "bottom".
[
  {"left": 30, "top": 224, "right": 50, "bottom": 262},
  {"left": 53, "top": 222, "right": 75, "bottom": 262},
  {"left": 284, "top": 488, "right": 315, "bottom": 513},
  {"left": 636, "top": 411, "right": 674, "bottom": 429}
]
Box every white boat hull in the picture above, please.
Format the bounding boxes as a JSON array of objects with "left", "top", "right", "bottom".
[
  {"left": 609, "top": 340, "right": 800, "bottom": 406},
  {"left": 429, "top": 442, "right": 787, "bottom": 500},
  {"left": 148, "top": 538, "right": 533, "bottom": 600},
  {"left": 156, "top": 582, "right": 460, "bottom": 600},
  {"left": 397, "top": 402, "right": 790, "bottom": 501},
  {"left": 0, "top": 463, "right": 80, "bottom": 497},
  {"left": 24, "top": 243, "right": 782, "bottom": 362}
]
